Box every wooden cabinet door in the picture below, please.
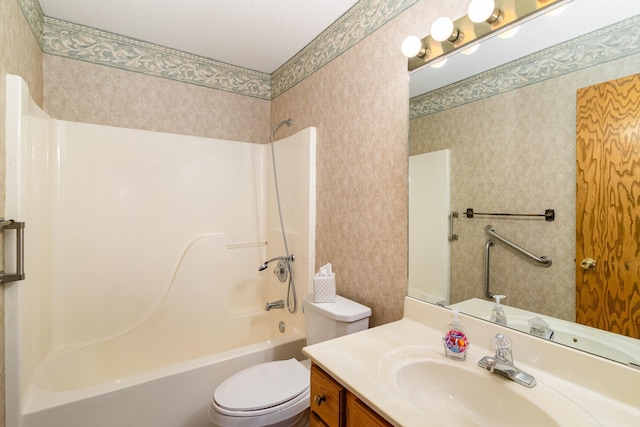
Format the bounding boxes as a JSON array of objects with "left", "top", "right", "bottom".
[
  {"left": 310, "top": 364, "right": 345, "bottom": 427},
  {"left": 346, "top": 392, "right": 392, "bottom": 427}
]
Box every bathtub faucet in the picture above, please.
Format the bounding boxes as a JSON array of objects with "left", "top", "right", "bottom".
[{"left": 265, "top": 300, "right": 285, "bottom": 311}]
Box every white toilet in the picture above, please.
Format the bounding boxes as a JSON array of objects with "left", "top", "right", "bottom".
[{"left": 208, "top": 294, "right": 372, "bottom": 427}]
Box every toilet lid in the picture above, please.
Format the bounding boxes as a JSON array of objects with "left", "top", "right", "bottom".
[{"left": 214, "top": 359, "right": 309, "bottom": 411}]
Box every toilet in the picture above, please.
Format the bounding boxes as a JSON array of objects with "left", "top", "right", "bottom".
[{"left": 208, "top": 294, "right": 372, "bottom": 427}]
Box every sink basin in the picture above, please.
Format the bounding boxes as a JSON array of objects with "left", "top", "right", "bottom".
[{"left": 379, "top": 346, "right": 597, "bottom": 426}]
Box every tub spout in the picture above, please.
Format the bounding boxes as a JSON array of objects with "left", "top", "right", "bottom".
[{"left": 265, "top": 300, "right": 285, "bottom": 311}]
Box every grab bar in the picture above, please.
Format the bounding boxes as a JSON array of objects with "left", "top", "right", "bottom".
[
  {"left": 1, "top": 219, "right": 25, "bottom": 283},
  {"left": 485, "top": 225, "right": 552, "bottom": 267},
  {"left": 485, "top": 239, "right": 495, "bottom": 299},
  {"left": 449, "top": 211, "right": 459, "bottom": 241}
]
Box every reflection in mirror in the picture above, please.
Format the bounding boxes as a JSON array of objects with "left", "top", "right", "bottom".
[{"left": 407, "top": 0, "right": 640, "bottom": 365}]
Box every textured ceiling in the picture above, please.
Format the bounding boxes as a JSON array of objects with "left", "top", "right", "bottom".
[{"left": 38, "top": 0, "right": 360, "bottom": 74}]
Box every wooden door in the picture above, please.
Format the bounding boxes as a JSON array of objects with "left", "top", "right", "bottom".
[{"left": 576, "top": 73, "right": 640, "bottom": 339}]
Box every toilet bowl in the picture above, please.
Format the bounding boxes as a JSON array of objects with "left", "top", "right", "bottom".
[
  {"left": 208, "top": 359, "right": 311, "bottom": 427},
  {"left": 208, "top": 294, "right": 372, "bottom": 427}
]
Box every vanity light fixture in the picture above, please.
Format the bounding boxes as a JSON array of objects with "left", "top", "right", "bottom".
[{"left": 404, "top": 0, "right": 574, "bottom": 70}]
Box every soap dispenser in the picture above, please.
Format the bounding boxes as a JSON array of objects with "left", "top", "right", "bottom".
[
  {"left": 489, "top": 295, "right": 508, "bottom": 326},
  {"left": 443, "top": 308, "right": 469, "bottom": 361}
]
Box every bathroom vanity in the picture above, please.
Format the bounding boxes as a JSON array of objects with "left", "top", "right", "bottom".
[{"left": 303, "top": 297, "right": 640, "bottom": 426}]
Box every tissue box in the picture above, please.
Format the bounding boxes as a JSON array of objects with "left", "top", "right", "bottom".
[{"left": 313, "top": 276, "right": 336, "bottom": 303}]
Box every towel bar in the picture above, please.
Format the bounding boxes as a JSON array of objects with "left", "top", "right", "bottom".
[{"left": 466, "top": 208, "right": 555, "bottom": 222}]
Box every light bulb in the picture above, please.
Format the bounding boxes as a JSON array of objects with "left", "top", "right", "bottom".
[
  {"left": 498, "top": 26, "right": 520, "bottom": 39},
  {"left": 468, "top": 0, "right": 499, "bottom": 24},
  {"left": 401, "top": 35, "right": 424, "bottom": 58},
  {"left": 431, "top": 17, "right": 457, "bottom": 42},
  {"left": 461, "top": 44, "right": 479, "bottom": 55},
  {"left": 431, "top": 58, "right": 447, "bottom": 69}
]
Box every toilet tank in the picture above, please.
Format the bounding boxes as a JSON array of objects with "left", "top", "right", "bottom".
[{"left": 303, "top": 294, "right": 372, "bottom": 346}]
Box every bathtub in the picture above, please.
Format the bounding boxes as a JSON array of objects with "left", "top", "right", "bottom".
[
  {"left": 5, "top": 75, "right": 316, "bottom": 427},
  {"left": 22, "top": 320, "right": 306, "bottom": 427}
]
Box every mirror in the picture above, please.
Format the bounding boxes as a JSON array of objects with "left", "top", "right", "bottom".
[{"left": 408, "top": 0, "right": 640, "bottom": 365}]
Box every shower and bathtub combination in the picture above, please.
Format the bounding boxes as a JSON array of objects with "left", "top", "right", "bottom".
[{"left": 4, "top": 75, "right": 317, "bottom": 427}]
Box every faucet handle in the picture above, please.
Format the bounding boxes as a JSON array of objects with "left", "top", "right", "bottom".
[
  {"left": 490, "top": 333, "right": 512, "bottom": 350},
  {"left": 490, "top": 334, "right": 513, "bottom": 361}
]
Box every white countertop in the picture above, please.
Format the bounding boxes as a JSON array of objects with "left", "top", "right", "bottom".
[{"left": 303, "top": 297, "right": 640, "bottom": 426}]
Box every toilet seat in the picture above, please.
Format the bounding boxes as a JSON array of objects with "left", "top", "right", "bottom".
[{"left": 212, "top": 359, "right": 310, "bottom": 417}]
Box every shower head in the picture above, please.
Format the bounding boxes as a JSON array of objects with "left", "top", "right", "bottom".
[{"left": 271, "top": 119, "right": 292, "bottom": 134}]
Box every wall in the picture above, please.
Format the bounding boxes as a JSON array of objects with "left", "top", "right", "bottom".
[
  {"left": 270, "top": 0, "right": 467, "bottom": 326},
  {"left": 1, "top": 0, "right": 44, "bottom": 424},
  {"left": 410, "top": 52, "right": 640, "bottom": 321},
  {"left": 269, "top": 23, "right": 409, "bottom": 326},
  {"left": 43, "top": 55, "right": 270, "bottom": 144}
]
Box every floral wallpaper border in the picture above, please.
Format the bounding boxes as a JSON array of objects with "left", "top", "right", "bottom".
[
  {"left": 17, "top": 0, "right": 419, "bottom": 100},
  {"left": 42, "top": 17, "right": 272, "bottom": 99},
  {"left": 16, "top": 0, "right": 44, "bottom": 46},
  {"left": 270, "top": 0, "right": 420, "bottom": 99},
  {"left": 410, "top": 14, "right": 640, "bottom": 119}
]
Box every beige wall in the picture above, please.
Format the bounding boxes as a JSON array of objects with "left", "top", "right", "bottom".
[
  {"left": 1, "top": 1, "right": 44, "bottom": 425},
  {"left": 43, "top": 55, "right": 270, "bottom": 144},
  {"left": 410, "top": 53, "right": 640, "bottom": 322},
  {"left": 269, "top": 0, "right": 467, "bottom": 327},
  {"left": 269, "top": 19, "right": 410, "bottom": 327}
]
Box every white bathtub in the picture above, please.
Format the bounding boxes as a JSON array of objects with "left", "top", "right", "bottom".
[
  {"left": 5, "top": 75, "right": 316, "bottom": 427},
  {"left": 22, "top": 323, "right": 306, "bottom": 427}
]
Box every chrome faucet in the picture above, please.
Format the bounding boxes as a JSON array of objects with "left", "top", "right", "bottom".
[
  {"left": 478, "top": 333, "right": 537, "bottom": 388},
  {"left": 265, "top": 300, "right": 285, "bottom": 311},
  {"left": 528, "top": 317, "right": 555, "bottom": 340}
]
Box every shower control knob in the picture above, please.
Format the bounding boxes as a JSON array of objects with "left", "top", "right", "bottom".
[
  {"left": 580, "top": 258, "right": 596, "bottom": 270},
  {"left": 313, "top": 394, "right": 326, "bottom": 406}
]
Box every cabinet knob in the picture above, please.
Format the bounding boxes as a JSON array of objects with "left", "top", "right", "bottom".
[{"left": 314, "top": 394, "right": 326, "bottom": 406}]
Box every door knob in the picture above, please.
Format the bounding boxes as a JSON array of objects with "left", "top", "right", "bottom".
[{"left": 580, "top": 258, "right": 596, "bottom": 270}]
